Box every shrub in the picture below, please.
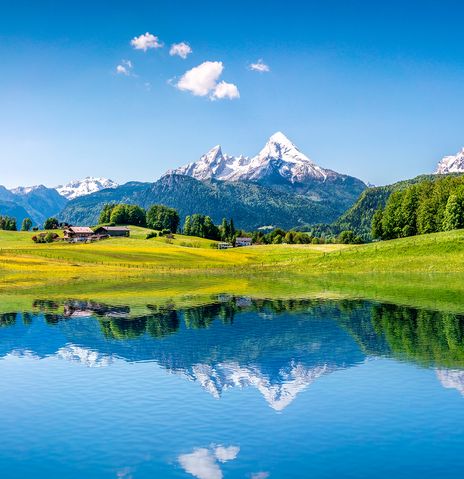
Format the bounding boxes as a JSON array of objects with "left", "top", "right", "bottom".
[{"left": 145, "top": 231, "right": 158, "bottom": 239}]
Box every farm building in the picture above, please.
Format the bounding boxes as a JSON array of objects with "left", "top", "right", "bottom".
[
  {"left": 63, "top": 227, "right": 94, "bottom": 241},
  {"left": 235, "top": 237, "right": 253, "bottom": 247},
  {"left": 217, "top": 242, "right": 232, "bottom": 249},
  {"left": 93, "top": 226, "right": 130, "bottom": 237}
]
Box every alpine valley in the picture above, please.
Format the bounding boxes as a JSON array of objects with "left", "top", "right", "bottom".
[
  {"left": 59, "top": 133, "right": 367, "bottom": 230},
  {"left": 3, "top": 134, "right": 464, "bottom": 232}
]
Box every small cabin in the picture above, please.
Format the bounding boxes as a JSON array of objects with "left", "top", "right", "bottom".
[
  {"left": 63, "top": 226, "right": 94, "bottom": 241},
  {"left": 93, "top": 226, "right": 130, "bottom": 237},
  {"left": 235, "top": 237, "right": 253, "bottom": 247},
  {"left": 217, "top": 242, "right": 232, "bottom": 250}
]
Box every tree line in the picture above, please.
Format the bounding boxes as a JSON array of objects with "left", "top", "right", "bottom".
[
  {"left": 0, "top": 216, "right": 17, "bottom": 231},
  {"left": 371, "top": 175, "right": 464, "bottom": 240},
  {"left": 99, "top": 203, "right": 180, "bottom": 233}
]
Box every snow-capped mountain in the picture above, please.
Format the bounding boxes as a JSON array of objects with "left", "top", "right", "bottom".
[
  {"left": 55, "top": 177, "right": 118, "bottom": 200},
  {"left": 180, "top": 361, "right": 333, "bottom": 411},
  {"left": 167, "top": 132, "right": 347, "bottom": 186},
  {"left": 435, "top": 148, "right": 464, "bottom": 174},
  {"left": 436, "top": 369, "right": 464, "bottom": 396},
  {"left": 10, "top": 185, "right": 44, "bottom": 195}
]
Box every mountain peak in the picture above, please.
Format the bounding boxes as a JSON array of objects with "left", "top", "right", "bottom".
[
  {"left": 435, "top": 148, "right": 464, "bottom": 174},
  {"left": 268, "top": 131, "right": 293, "bottom": 145},
  {"left": 168, "top": 132, "right": 339, "bottom": 184},
  {"left": 56, "top": 177, "right": 118, "bottom": 200},
  {"left": 203, "top": 145, "right": 223, "bottom": 163}
]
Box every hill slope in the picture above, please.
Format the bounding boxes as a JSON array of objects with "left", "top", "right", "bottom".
[
  {"left": 308, "top": 174, "right": 461, "bottom": 239},
  {"left": 59, "top": 174, "right": 365, "bottom": 229}
]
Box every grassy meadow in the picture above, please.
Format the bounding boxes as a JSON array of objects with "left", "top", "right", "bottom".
[{"left": 1, "top": 226, "right": 464, "bottom": 313}]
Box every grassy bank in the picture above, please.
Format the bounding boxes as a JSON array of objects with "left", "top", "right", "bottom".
[{"left": 1, "top": 227, "right": 464, "bottom": 313}]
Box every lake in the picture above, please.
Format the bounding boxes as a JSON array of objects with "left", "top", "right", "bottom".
[{"left": 1, "top": 296, "right": 464, "bottom": 478}]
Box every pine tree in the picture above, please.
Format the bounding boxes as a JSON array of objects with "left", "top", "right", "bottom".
[
  {"left": 21, "top": 217, "right": 32, "bottom": 231},
  {"left": 371, "top": 208, "right": 384, "bottom": 239},
  {"left": 442, "top": 194, "right": 463, "bottom": 231},
  {"left": 183, "top": 216, "right": 192, "bottom": 235}
]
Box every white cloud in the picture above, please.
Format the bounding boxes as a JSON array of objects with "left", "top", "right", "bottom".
[
  {"left": 177, "top": 61, "right": 223, "bottom": 96},
  {"left": 176, "top": 61, "right": 239, "bottom": 100},
  {"left": 178, "top": 445, "right": 240, "bottom": 479},
  {"left": 178, "top": 448, "right": 223, "bottom": 479},
  {"left": 213, "top": 445, "right": 240, "bottom": 463},
  {"left": 212, "top": 81, "right": 240, "bottom": 100},
  {"left": 170, "top": 42, "right": 192, "bottom": 59},
  {"left": 130, "top": 32, "right": 163, "bottom": 51},
  {"left": 249, "top": 59, "right": 270, "bottom": 73},
  {"left": 251, "top": 473, "right": 270, "bottom": 479},
  {"left": 115, "top": 60, "right": 133, "bottom": 76}
]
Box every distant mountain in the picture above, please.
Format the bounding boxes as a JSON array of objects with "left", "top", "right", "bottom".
[
  {"left": 0, "top": 185, "right": 66, "bottom": 225},
  {"left": 435, "top": 148, "right": 464, "bottom": 174},
  {"left": 61, "top": 134, "right": 366, "bottom": 229},
  {"left": 0, "top": 177, "right": 118, "bottom": 226},
  {"left": 0, "top": 201, "right": 31, "bottom": 225},
  {"left": 168, "top": 131, "right": 364, "bottom": 190},
  {"left": 59, "top": 174, "right": 363, "bottom": 230},
  {"left": 55, "top": 177, "right": 118, "bottom": 200},
  {"left": 12, "top": 185, "right": 68, "bottom": 225}
]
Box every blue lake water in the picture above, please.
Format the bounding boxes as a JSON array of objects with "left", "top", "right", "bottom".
[{"left": 1, "top": 298, "right": 464, "bottom": 478}]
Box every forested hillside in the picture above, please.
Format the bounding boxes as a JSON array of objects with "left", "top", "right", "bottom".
[
  {"left": 372, "top": 174, "right": 464, "bottom": 240},
  {"left": 59, "top": 174, "right": 363, "bottom": 230},
  {"left": 304, "top": 174, "right": 460, "bottom": 240}
]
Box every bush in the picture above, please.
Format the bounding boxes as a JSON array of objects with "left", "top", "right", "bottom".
[
  {"left": 32, "top": 232, "right": 59, "bottom": 244},
  {"left": 145, "top": 231, "right": 158, "bottom": 239}
]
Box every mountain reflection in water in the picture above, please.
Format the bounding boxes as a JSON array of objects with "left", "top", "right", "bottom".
[{"left": 2, "top": 297, "right": 464, "bottom": 409}]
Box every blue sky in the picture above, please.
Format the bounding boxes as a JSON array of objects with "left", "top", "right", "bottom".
[{"left": 1, "top": 0, "right": 464, "bottom": 188}]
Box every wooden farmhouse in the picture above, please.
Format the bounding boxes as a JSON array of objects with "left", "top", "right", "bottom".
[{"left": 63, "top": 227, "right": 94, "bottom": 241}]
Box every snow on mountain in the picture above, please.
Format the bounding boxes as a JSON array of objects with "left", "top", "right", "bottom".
[
  {"left": 10, "top": 185, "right": 44, "bottom": 195},
  {"left": 435, "top": 148, "right": 464, "bottom": 174},
  {"left": 436, "top": 369, "right": 464, "bottom": 396},
  {"left": 55, "top": 177, "right": 118, "bottom": 200},
  {"left": 167, "top": 132, "right": 341, "bottom": 185},
  {"left": 56, "top": 345, "right": 115, "bottom": 368},
  {"left": 179, "top": 360, "right": 333, "bottom": 410}
]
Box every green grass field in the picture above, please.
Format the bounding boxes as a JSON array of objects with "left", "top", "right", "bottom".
[{"left": 1, "top": 226, "right": 464, "bottom": 313}]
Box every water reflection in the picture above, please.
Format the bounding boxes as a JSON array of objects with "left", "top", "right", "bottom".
[
  {"left": 1, "top": 298, "right": 464, "bottom": 410},
  {"left": 178, "top": 445, "right": 240, "bottom": 479}
]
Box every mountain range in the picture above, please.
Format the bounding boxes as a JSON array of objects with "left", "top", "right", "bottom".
[
  {"left": 0, "top": 177, "right": 117, "bottom": 225},
  {"left": 169, "top": 131, "right": 338, "bottom": 186},
  {"left": 436, "top": 147, "right": 464, "bottom": 174},
  {"left": 2, "top": 134, "right": 464, "bottom": 229},
  {"left": 60, "top": 133, "right": 367, "bottom": 229}
]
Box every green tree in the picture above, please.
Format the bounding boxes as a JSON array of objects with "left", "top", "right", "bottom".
[
  {"left": 21, "top": 217, "right": 32, "bottom": 231},
  {"left": 183, "top": 215, "right": 192, "bottom": 235},
  {"left": 126, "top": 205, "right": 146, "bottom": 227},
  {"left": 43, "top": 217, "right": 59, "bottom": 230},
  {"left": 400, "top": 186, "right": 418, "bottom": 237},
  {"left": 371, "top": 208, "right": 384, "bottom": 239},
  {"left": 146, "top": 204, "right": 180, "bottom": 232},
  {"left": 109, "top": 204, "right": 128, "bottom": 224},
  {"left": 220, "top": 218, "right": 230, "bottom": 241},
  {"left": 98, "top": 204, "right": 114, "bottom": 224},
  {"left": 442, "top": 194, "right": 464, "bottom": 231}
]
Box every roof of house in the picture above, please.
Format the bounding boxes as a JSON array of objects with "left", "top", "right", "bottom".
[
  {"left": 236, "top": 237, "right": 252, "bottom": 241},
  {"left": 66, "top": 226, "right": 94, "bottom": 233},
  {"left": 95, "top": 226, "right": 130, "bottom": 231}
]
